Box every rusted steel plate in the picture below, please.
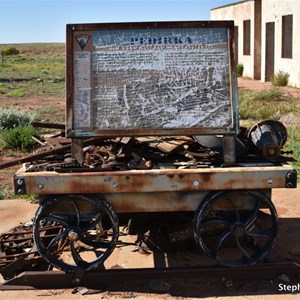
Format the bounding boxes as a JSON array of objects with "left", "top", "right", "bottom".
[
  {"left": 66, "top": 20, "right": 239, "bottom": 138},
  {"left": 1, "top": 262, "right": 300, "bottom": 290},
  {"left": 31, "top": 122, "right": 65, "bottom": 130},
  {"left": 14, "top": 164, "right": 296, "bottom": 197},
  {"left": 106, "top": 191, "right": 209, "bottom": 212}
]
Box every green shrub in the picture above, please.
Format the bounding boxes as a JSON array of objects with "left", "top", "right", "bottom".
[
  {"left": 0, "top": 188, "right": 12, "bottom": 200},
  {"left": 0, "top": 108, "right": 35, "bottom": 130},
  {"left": 272, "top": 70, "right": 289, "bottom": 86},
  {"left": 0, "top": 189, "right": 6, "bottom": 200},
  {"left": 0, "top": 125, "right": 42, "bottom": 150},
  {"left": 236, "top": 64, "right": 244, "bottom": 77},
  {"left": 2, "top": 47, "right": 19, "bottom": 56},
  {"left": 5, "top": 90, "right": 26, "bottom": 97}
]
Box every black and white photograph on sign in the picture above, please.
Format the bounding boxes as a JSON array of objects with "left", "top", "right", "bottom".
[{"left": 77, "top": 27, "right": 232, "bottom": 131}]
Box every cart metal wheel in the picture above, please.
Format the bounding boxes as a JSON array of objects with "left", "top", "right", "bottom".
[
  {"left": 33, "top": 194, "right": 119, "bottom": 273},
  {"left": 194, "top": 190, "right": 278, "bottom": 267}
]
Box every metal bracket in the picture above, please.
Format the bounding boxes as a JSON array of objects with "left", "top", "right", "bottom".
[
  {"left": 286, "top": 170, "right": 297, "bottom": 188},
  {"left": 73, "top": 267, "right": 86, "bottom": 286},
  {"left": 71, "top": 138, "right": 84, "bottom": 165},
  {"left": 223, "top": 135, "right": 236, "bottom": 166},
  {"left": 14, "top": 176, "right": 26, "bottom": 194}
]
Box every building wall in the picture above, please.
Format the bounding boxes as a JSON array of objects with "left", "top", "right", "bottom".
[
  {"left": 261, "top": 0, "right": 300, "bottom": 87},
  {"left": 211, "top": 0, "right": 257, "bottom": 79},
  {"left": 211, "top": 0, "right": 300, "bottom": 88}
]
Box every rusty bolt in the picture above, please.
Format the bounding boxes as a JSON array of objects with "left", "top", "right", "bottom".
[
  {"left": 193, "top": 180, "right": 199, "bottom": 187},
  {"left": 268, "top": 149, "right": 276, "bottom": 156},
  {"left": 37, "top": 183, "right": 44, "bottom": 190},
  {"left": 73, "top": 278, "right": 81, "bottom": 285},
  {"left": 17, "top": 179, "right": 24, "bottom": 185}
]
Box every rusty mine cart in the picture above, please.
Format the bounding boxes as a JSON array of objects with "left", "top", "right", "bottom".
[{"left": 6, "top": 21, "right": 298, "bottom": 282}]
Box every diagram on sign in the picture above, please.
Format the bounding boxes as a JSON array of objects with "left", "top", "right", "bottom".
[{"left": 73, "top": 27, "right": 232, "bottom": 130}]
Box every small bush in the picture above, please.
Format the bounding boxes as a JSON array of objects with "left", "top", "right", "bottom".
[
  {"left": 0, "top": 189, "right": 6, "bottom": 200},
  {"left": 2, "top": 47, "right": 19, "bottom": 56},
  {"left": 0, "top": 108, "right": 35, "bottom": 130},
  {"left": 0, "top": 188, "right": 12, "bottom": 200},
  {"left": 272, "top": 70, "right": 289, "bottom": 86},
  {"left": 236, "top": 64, "right": 244, "bottom": 77},
  {"left": 0, "top": 125, "right": 42, "bottom": 151},
  {"left": 5, "top": 90, "right": 26, "bottom": 97}
]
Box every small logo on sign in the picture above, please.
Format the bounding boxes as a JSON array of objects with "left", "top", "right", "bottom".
[{"left": 75, "top": 34, "right": 90, "bottom": 50}]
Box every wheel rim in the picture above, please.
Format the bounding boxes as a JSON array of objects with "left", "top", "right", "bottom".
[
  {"left": 194, "top": 190, "right": 278, "bottom": 267},
  {"left": 33, "top": 194, "right": 119, "bottom": 272}
]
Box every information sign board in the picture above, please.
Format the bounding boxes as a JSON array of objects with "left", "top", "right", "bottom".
[{"left": 66, "top": 21, "right": 238, "bottom": 137}]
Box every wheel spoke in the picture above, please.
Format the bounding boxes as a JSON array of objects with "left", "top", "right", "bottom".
[
  {"left": 211, "top": 229, "right": 231, "bottom": 258},
  {"left": 246, "top": 227, "right": 274, "bottom": 238},
  {"left": 201, "top": 218, "right": 231, "bottom": 227},
  {"left": 43, "top": 214, "right": 70, "bottom": 228},
  {"left": 70, "top": 241, "right": 88, "bottom": 267},
  {"left": 80, "top": 236, "right": 111, "bottom": 249},
  {"left": 235, "top": 236, "right": 251, "bottom": 259},
  {"left": 228, "top": 199, "right": 241, "bottom": 222},
  {"left": 71, "top": 200, "right": 81, "bottom": 227},
  {"left": 90, "top": 213, "right": 103, "bottom": 229},
  {"left": 244, "top": 198, "right": 260, "bottom": 228},
  {"left": 47, "top": 230, "right": 68, "bottom": 252},
  {"left": 80, "top": 213, "right": 103, "bottom": 233}
]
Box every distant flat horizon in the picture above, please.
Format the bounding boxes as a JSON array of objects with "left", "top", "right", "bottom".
[{"left": 0, "top": 0, "right": 239, "bottom": 44}]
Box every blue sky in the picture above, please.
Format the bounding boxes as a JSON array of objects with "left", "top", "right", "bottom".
[{"left": 0, "top": 0, "right": 239, "bottom": 44}]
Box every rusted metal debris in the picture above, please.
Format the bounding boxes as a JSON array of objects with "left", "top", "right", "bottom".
[
  {"left": 33, "top": 136, "right": 216, "bottom": 172},
  {"left": 0, "top": 120, "right": 293, "bottom": 172},
  {"left": 2, "top": 134, "right": 218, "bottom": 172},
  {"left": 0, "top": 222, "right": 64, "bottom": 280},
  {"left": 0, "top": 137, "right": 106, "bottom": 170},
  {"left": 0, "top": 223, "right": 40, "bottom": 279},
  {"left": 31, "top": 121, "right": 65, "bottom": 130}
]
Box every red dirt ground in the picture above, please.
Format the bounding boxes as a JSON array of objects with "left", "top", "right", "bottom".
[{"left": 0, "top": 186, "right": 299, "bottom": 300}]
